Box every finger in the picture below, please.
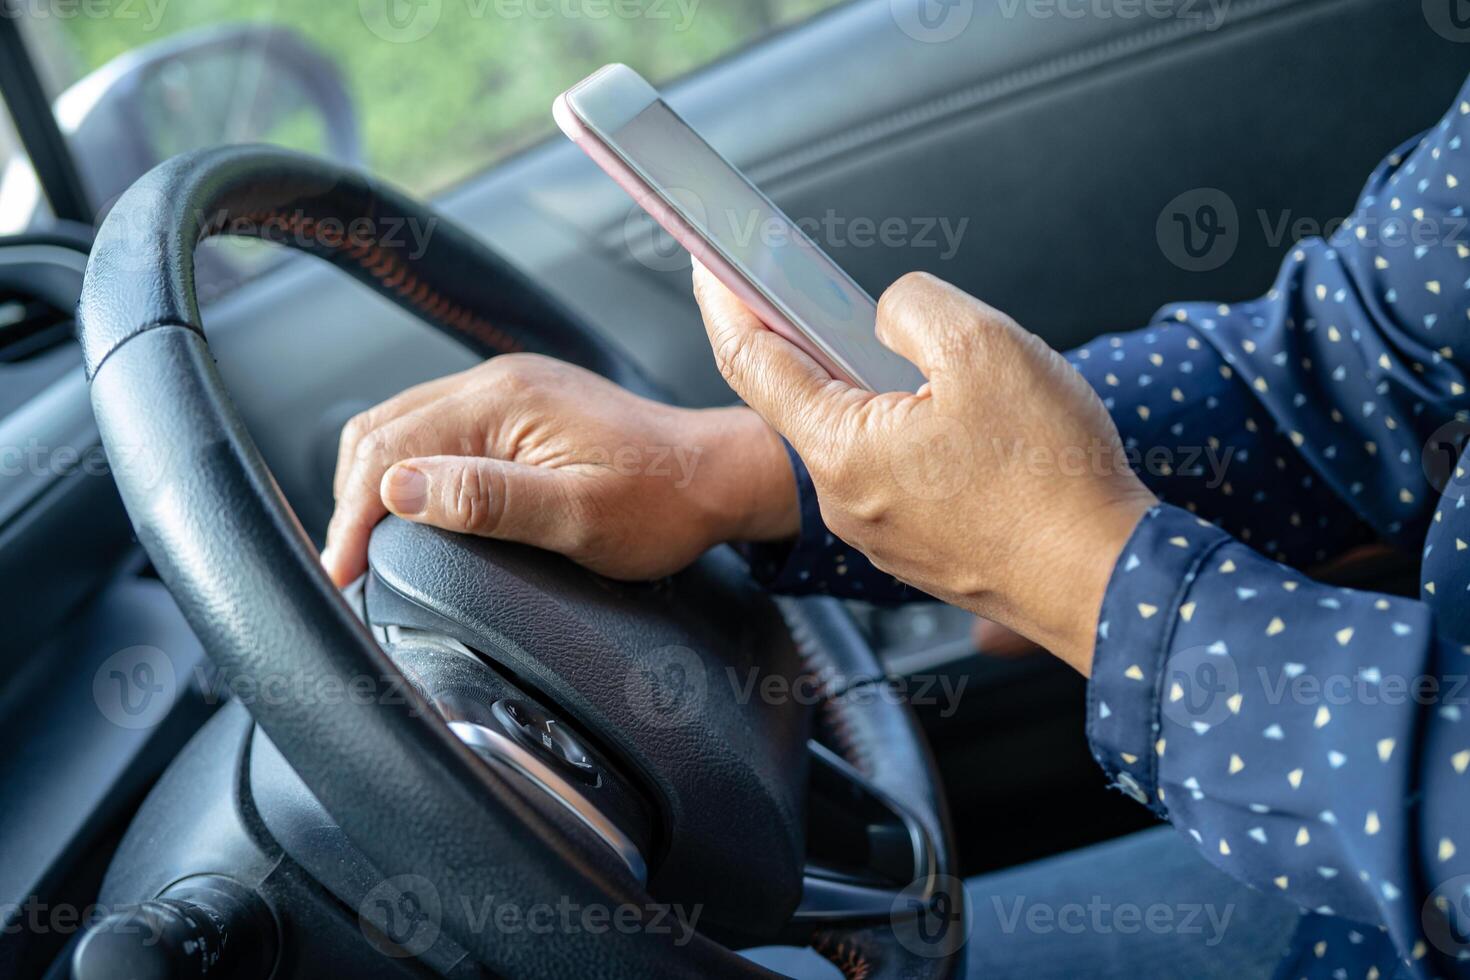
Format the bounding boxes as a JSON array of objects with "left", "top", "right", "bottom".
[
  {"left": 874, "top": 271, "right": 1003, "bottom": 380},
  {"left": 322, "top": 499, "right": 389, "bottom": 588},
  {"left": 690, "top": 260, "right": 851, "bottom": 449},
  {"left": 324, "top": 406, "right": 459, "bottom": 585},
  {"left": 381, "top": 456, "right": 588, "bottom": 553},
  {"left": 333, "top": 372, "right": 466, "bottom": 500}
]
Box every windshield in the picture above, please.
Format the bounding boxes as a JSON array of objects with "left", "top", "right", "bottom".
[{"left": 14, "top": 0, "right": 847, "bottom": 200}]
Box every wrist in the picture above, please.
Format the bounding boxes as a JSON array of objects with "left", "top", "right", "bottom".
[
  {"left": 1021, "top": 486, "right": 1156, "bottom": 676},
  {"left": 692, "top": 407, "right": 800, "bottom": 545}
]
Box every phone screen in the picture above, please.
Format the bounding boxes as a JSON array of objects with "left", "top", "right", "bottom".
[{"left": 585, "top": 97, "right": 924, "bottom": 392}]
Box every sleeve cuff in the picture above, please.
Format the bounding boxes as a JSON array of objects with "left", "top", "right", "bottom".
[
  {"left": 738, "top": 441, "right": 831, "bottom": 594},
  {"left": 1086, "top": 503, "right": 1231, "bottom": 817}
]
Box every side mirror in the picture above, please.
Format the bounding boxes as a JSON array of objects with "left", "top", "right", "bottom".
[{"left": 56, "top": 23, "right": 361, "bottom": 217}]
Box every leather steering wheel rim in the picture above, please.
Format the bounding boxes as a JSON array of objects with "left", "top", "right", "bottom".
[{"left": 78, "top": 145, "right": 965, "bottom": 979}]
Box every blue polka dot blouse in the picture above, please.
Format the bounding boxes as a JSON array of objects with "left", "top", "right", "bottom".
[{"left": 746, "top": 74, "right": 1470, "bottom": 979}]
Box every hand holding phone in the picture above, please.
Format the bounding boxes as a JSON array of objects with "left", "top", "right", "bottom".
[{"left": 554, "top": 64, "right": 925, "bottom": 393}]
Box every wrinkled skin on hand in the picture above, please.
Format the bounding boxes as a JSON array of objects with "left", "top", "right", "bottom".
[
  {"left": 322, "top": 352, "right": 797, "bottom": 586},
  {"left": 691, "top": 264, "right": 1155, "bottom": 674}
]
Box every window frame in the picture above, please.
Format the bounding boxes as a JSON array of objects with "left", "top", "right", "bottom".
[{"left": 0, "top": 3, "right": 92, "bottom": 225}]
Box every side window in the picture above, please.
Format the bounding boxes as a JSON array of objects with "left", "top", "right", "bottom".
[{"left": 16, "top": 0, "right": 852, "bottom": 207}]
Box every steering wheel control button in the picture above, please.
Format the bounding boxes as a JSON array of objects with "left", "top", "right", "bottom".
[
  {"left": 447, "top": 720, "right": 646, "bottom": 883},
  {"left": 492, "top": 699, "right": 601, "bottom": 785}
]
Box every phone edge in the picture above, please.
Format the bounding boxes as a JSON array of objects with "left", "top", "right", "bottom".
[{"left": 552, "top": 89, "right": 871, "bottom": 391}]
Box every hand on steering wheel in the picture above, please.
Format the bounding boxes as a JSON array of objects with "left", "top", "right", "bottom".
[
  {"left": 79, "top": 146, "right": 967, "bottom": 978},
  {"left": 322, "top": 353, "right": 799, "bottom": 586}
]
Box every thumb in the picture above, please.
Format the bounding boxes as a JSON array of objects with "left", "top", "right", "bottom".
[
  {"left": 691, "top": 260, "right": 855, "bottom": 450},
  {"left": 874, "top": 272, "right": 999, "bottom": 381},
  {"left": 381, "top": 456, "right": 585, "bottom": 551}
]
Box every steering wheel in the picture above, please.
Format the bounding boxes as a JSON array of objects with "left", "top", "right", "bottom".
[{"left": 77, "top": 145, "right": 966, "bottom": 979}]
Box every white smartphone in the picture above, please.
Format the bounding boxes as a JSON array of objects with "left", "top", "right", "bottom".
[{"left": 554, "top": 64, "right": 925, "bottom": 393}]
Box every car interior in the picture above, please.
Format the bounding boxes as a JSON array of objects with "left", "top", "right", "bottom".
[{"left": 0, "top": 0, "right": 1466, "bottom": 976}]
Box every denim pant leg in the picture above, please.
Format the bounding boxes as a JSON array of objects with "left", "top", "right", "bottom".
[
  {"left": 963, "top": 825, "right": 1301, "bottom": 980},
  {"left": 741, "top": 825, "right": 1301, "bottom": 979}
]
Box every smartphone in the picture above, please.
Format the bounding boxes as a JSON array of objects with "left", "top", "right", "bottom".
[{"left": 554, "top": 64, "right": 925, "bottom": 393}]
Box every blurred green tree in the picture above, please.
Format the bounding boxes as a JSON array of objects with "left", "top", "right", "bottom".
[{"left": 26, "top": 0, "right": 846, "bottom": 193}]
